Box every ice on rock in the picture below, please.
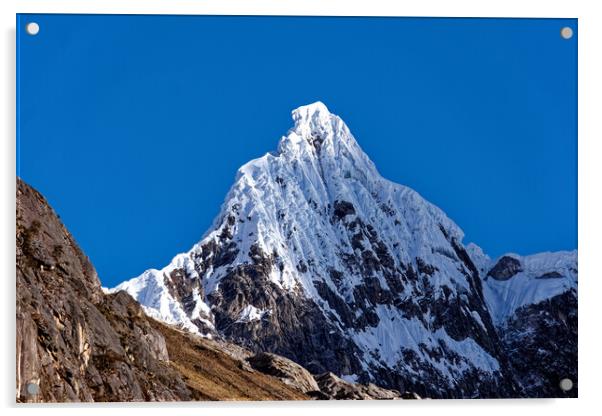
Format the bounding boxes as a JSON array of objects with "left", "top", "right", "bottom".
[
  {"left": 236, "top": 305, "right": 271, "bottom": 323},
  {"left": 481, "top": 250, "right": 577, "bottom": 325}
]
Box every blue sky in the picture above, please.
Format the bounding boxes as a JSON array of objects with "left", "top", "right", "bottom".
[{"left": 17, "top": 15, "right": 577, "bottom": 287}]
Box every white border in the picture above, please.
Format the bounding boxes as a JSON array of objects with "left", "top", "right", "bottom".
[
  {"left": 5, "top": 0, "right": 586, "bottom": 17},
  {"left": 2, "top": 1, "right": 600, "bottom": 416}
]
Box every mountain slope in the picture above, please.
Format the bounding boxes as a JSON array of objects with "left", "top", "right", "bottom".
[
  {"left": 16, "top": 178, "right": 310, "bottom": 402},
  {"left": 116, "top": 102, "right": 522, "bottom": 398}
]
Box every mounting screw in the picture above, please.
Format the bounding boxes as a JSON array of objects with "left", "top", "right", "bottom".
[
  {"left": 559, "top": 378, "right": 573, "bottom": 392},
  {"left": 26, "top": 382, "right": 39, "bottom": 396},
  {"left": 560, "top": 27, "right": 573, "bottom": 40},
  {"left": 26, "top": 22, "right": 40, "bottom": 36}
]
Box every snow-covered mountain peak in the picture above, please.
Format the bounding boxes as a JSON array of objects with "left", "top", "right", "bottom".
[
  {"left": 118, "top": 102, "right": 471, "bottom": 311},
  {"left": 291, "top": 101, "right": 332, "bottom": 129},
  {"left": 281, "top": 102, "right": 361, "bottom": 160},
  {"left": 113, "top": 103, "right": 577, "bottom": 398}
]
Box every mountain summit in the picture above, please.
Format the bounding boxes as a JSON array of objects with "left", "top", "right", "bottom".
[{"left": 114, "top": 103, "right": 577, "bottom": 398}]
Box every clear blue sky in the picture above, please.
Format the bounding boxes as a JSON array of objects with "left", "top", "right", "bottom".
[{"left": 17, "top": 15, "right": 577, "bottom": 287}]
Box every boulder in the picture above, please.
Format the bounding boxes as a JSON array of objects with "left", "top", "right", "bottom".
[{"left": 247, "top": 352, "right": 320, "bottom": 393}]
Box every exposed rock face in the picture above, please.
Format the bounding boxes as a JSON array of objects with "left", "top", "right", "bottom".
[
  {"left": 16, "top": 178, "right": 191, "bottom": 402},
  {"left": 115, "top": 102, "right": 529, "bottom": 398},
  {"left": 500, "top": 291, "right": 577, "bottom": 398}
]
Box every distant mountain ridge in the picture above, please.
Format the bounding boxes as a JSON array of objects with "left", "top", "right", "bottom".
[
  {"left": 469, "top": 246, "right": 578, "bottom": 397},
  {"left": 114, "top": 102, "right": 577, "bottom": 398}
]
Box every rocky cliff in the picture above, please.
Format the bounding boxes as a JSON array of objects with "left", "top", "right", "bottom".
[{"left": 17, "top": 178, "right": 193, "bottom": 401}]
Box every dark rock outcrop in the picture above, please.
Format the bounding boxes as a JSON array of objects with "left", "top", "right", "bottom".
[
  {"left": 535, "top": 271, "right": 564, "bottom": 280},
  {"left": 487, "top": 256, "right": 523, "bottom": 281}
]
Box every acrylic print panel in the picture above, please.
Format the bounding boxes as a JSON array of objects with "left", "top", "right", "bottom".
[{"left": 16, "top": 14, "right": 577, "bottom": 402}]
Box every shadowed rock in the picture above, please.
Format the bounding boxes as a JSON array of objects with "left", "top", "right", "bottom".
[{"left": 487, "top": 256, "right": 523, "bottom": 281}]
